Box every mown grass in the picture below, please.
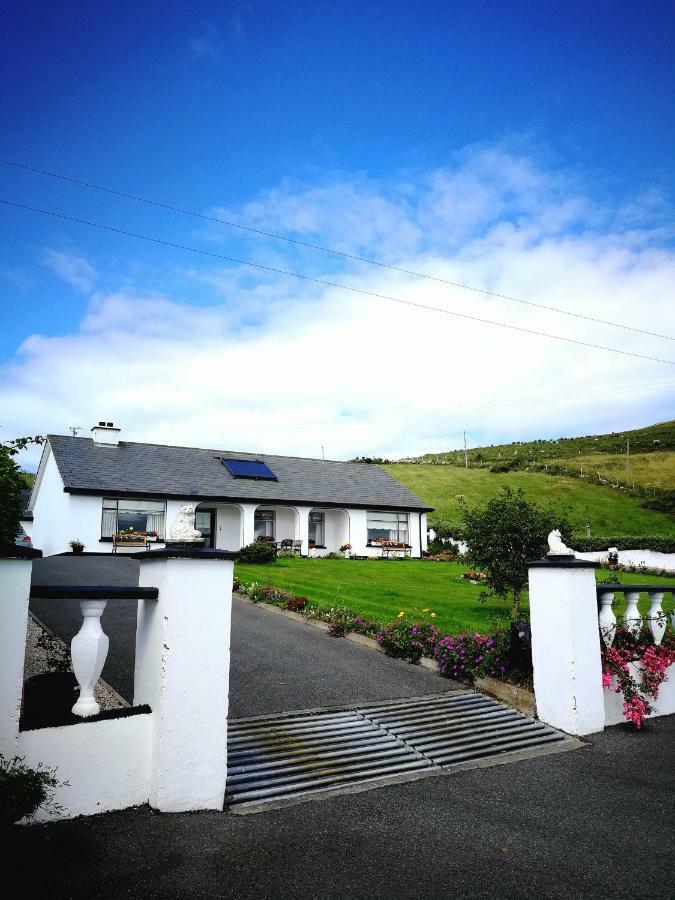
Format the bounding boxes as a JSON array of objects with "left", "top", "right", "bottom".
[
  {"left": 382, "top": 464, "right": 675, "bottom": 537},
  {"left": 235, "top": 557, "right": 675, "bottom": 635}
]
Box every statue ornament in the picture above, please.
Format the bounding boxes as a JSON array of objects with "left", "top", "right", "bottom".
[
  {"left": 168, "top": 503, "right": 203, "bottom": 543},
  {"left": 547, "top": 529, "right": 575, "bottom": 557}
]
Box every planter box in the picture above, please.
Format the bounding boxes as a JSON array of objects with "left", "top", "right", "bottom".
[{"left": 475, "top": 675, "right": 536, "bottom": 717}]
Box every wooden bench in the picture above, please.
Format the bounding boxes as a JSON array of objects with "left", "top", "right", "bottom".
[
  {"left": 112, "top": 533, "right": 151, "bottom": 553},
  {"left": 379, "top": 540, "right": 412, "bottom": 558}
]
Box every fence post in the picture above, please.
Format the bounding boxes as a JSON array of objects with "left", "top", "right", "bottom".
[
  {"left": 528, "top": 556, "right": 605, "bottom": 736},
  {"left": 134, "top": 548, "right": 236, "bottom": 812},
  {"left": 0, "top": 547, "right": 42, "bottom": 757}
]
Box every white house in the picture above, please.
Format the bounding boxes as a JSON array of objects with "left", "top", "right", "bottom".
[{"left": 28, "top": 422, "right": 432, "bottom": 558}]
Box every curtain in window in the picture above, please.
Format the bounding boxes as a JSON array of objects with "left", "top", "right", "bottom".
[{"left": 102, "top": 509, "right": 117, "bottom": 537}]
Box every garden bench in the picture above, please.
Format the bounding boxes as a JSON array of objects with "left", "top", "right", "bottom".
[{"left": 379, "top": 540, "right": 412, "bottom": 558}]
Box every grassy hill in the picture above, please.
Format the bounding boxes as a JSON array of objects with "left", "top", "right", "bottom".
[
  {"left": 385, "top": 464, "right": 675, "bottom": 537},
  {"left": 385, "top": 420, "right": 675, "bottom": 536},
  {"left": 405, "top": 420, "right": 675, "bottom": 468}
]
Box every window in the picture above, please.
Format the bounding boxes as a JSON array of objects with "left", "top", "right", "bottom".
[
  {"left": 102, "top": 498, "right": 166, "bottom": 538},
  {"left": 254, "top": 509, "right": 275, "bottom": 540},
  {"left": 308, "top": 512, "right": 325, "bottom": 546},
  {"left": 367, "top": 511, "right": 409, "bottom": 544}
]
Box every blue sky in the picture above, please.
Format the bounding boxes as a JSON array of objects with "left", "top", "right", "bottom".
[{"left": 1, "top": 1, "right": 674, "bottom": 463}]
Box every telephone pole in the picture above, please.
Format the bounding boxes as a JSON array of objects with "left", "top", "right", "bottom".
[
  {"left": 463, "top": 431, "right": 468, "bottom": 469},
  {"left": 626, "top": 439, "right": 630, "bottom": 486}
]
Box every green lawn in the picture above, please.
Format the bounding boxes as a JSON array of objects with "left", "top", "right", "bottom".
[
  {"left": 383, "top": 464, "right": 675, "bottom": 537},
  {"left": 235, "top": 557, "right": 675, "bottom": 635}
]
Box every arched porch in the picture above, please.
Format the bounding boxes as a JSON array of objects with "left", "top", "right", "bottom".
[
  {"left": 308, "top": 507, "right": 350, "bottom": 556},
  {"left": 195, "top": 502, "right": 244, "bottom": 551}
]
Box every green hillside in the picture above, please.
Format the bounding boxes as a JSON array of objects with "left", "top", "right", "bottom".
[
  {"left": 384, "top": 464, "right": 675, "bottom": 538},
  {"left": 405, "top": 420, "right": 675, "bottom": 466}
]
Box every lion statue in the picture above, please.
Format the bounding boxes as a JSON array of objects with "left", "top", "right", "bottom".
[
  {"left": 168, "top": 503, "right": 203, "bottom": 542},
  {"left": 547, "top": 529, "right": 574, "bottom": 557}
]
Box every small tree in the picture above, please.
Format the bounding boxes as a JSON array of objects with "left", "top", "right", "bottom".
[
  {"left": 0, "top": 436, "right": 43, "bottom": 545},
  {"left": 460, "top": 486, "right": 570, "bottom": 616}
]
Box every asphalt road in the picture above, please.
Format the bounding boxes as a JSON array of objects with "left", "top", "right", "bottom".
[
  {"left": 8, "top": 715, "right": 675, "bottom": 899},
  {"left": 30, "top": 555, "right": 454, "bottom": 716}
]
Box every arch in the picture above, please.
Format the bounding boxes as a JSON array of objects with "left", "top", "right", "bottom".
[{"left": 308, "top": 507, "right": 350, "bottom": 555}]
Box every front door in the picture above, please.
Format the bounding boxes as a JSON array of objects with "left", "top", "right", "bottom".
[{"left": 195, "top": 509, "right": 216, "bottom": 548}]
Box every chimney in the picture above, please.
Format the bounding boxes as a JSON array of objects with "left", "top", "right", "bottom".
[{"left": 91, "top": 421, "right": 121, "bottom": 446}]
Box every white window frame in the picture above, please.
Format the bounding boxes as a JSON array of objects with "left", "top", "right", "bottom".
[
  {"left": 101, "top": 498, "right": 166, "bottom": 539},
  {"left": 366, "top": 511, "right": 409, "bottom": 544}
]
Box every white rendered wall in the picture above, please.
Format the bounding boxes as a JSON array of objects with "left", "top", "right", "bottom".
[
  {"left": 17, "top": 715, "right": 152, "bottom": 821},
  {"left": 30, "top": 448, "right": 70, "bottom": 557},
  {"left": 136, "top": 556, "right": 233, "bottom": 812},
  {"left": 0, "top": 559, "right": 32, "bottom": 757},
  {"left": 215, "top": 504, "right": 243, "bottom": 550},
  {"left": 575, "top": 549, "right": 675, "bottom": 572},
  {"left": 529, "top": 562, "right": 606, "bottom": 735}
]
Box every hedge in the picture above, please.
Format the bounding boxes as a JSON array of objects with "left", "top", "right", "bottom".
[{"left": 570, "top": 537, "right": 675, "bottom": 554}]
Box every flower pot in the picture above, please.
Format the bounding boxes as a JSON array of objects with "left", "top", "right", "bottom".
[
  {"left": 23, "top": 672, "right": 78, "bottom": 723},
  {"left": 71, "top": 546, "right": 84, "bottom": 554}
]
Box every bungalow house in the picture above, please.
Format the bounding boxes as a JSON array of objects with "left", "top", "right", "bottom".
[{"left": 28, "top": 422, "right": 432, "bottom": 558}]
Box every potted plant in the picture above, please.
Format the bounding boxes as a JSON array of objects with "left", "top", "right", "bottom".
[
  {"left": 340, "top": 542, "right": 352, "bottom": 559},
  {"left": 68, "top": 538, "right": 85, "bottom": 554},
  {"left": 23, "top": 627, "right": 78, "bottom": 725}
]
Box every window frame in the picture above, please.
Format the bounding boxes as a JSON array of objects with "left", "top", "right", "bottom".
[
  {"left": 100, "top": 497, "right": 167, "bottom": 540},
  {"left": 254, "top": 509, "right": 276, "bottom": 540},
  {"left": 366, "top": 510, "right": 409, "bottom": 545}
]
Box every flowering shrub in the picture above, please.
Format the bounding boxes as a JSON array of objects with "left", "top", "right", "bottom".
[
  {"left": 601, "top": 627, "right": 675, "bottom": 728},
  {"left": 434, "top": 632, "right": 508, "bottom": 683},
  {"left": 376, "top": 620, "right": 442, "bottom": 663},
  {"left": 339, "top": 543, "right": 352, "bottom": 552}
]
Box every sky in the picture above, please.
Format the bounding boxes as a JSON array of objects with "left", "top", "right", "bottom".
[{"left": 1, "top": 0, "right": 674, "bottom": 469}]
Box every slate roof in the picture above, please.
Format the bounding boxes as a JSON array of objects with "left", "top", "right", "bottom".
[
  {"left": 47, "top": 435, "right": 433, "bottom": 512},
  {"left": 20, "top": 489, "right": 33, "bottom": 520}
]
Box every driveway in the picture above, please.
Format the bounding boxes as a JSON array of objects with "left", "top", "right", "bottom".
[
  {"left": 30, "top": 555, "right": 456, "bottom": 716},
  {"left": 8, "top": 715, "right": 675, "bottom": 899}
]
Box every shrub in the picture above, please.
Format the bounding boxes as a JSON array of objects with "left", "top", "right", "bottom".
[
  {"left": 238, "top": 541, "right": 277, "bottom": 564},
  {"left": 434, "top": 632, "right": 508, "bottom": 683},
  {"left": 284, "top": 595, "right": 307, "bottom": 612},
  {"left": 0, "top": 755, "right": 65, "bottom": 825},
  {"left": 376, "top": 620, "right": 442, "bottom": 663},
  {"left": 326, "top": 607, "right": 353, "bottom": 637}
]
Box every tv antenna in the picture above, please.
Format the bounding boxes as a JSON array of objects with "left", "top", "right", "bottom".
[{"left": 69, "top": 425, "right": 81, "bottom": 436}]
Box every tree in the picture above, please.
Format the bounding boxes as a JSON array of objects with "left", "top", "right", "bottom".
[
  {"left": 460, "top": 486, "right": 570, "bottom": 616},
  {"left": 0, "top": 436, "right": 43, "bottom": 546}
]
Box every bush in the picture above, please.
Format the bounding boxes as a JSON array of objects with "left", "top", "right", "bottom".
[
  {"left": 0, "top": 755, "right": 64, "bottom": 825},
  {"left": 434, "top": 632, "right": 508, "bottom": 683},
  {"left": 376, "top": 621, "right": 442, "bottom": 663},
  {"left": 238, "top": 541, "right": 277, "bottom": 564}
]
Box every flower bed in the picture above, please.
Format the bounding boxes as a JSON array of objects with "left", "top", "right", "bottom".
[{"left": 236, "top": 578, "right": 518, "bottom": 685}]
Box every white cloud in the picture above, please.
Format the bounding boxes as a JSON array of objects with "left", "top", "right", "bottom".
[
  {"left": 43, "top": 250, "right": 97, "bottom": 294},
  {"left": 3, "top": 143, "right": 675, "bottom": 470}
]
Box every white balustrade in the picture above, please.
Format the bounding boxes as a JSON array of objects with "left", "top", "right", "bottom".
[
  {"left": 623, "top": 591, "right": 642, "bottom": 637},
  {"left": 70, "top": 599, "right": 109, "bottom": 717},
  {"left": 598, "top": 591, "right": 617, "bottom": 647},
  {"left": 647, "top": 591, "right": 665, "bottom": 646}
]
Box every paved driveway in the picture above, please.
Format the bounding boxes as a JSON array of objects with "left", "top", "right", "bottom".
[{"left": 30, "top": 555, "right": 455, "bottom": 716}]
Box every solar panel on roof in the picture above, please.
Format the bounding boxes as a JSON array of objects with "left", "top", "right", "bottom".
[{"left": 222, "top": 459, "right": 278, "bottom": 481}]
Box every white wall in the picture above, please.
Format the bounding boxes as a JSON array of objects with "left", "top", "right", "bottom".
[
  {"left": 17, "top": 715, "right": 152, "bottom": 821},
  {"left": 30, "top": 447, "right": 70, "bottom": 557},
  {"left": 215, "top": 505, "right": 242, "bottom": 550},
  {"left": 575, "top": 548, "right": 675, "bottom": 572}
]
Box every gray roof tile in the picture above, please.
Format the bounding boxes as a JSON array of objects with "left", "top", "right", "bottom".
[{"left": 47, "top": 435, "right": 432, "bottom": 511}]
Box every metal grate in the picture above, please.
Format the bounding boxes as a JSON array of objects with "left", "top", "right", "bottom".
[{"left": 226, "top": 692, "right": 570, "bottom": 811}]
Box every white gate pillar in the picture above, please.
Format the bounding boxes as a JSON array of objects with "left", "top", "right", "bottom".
[
  {"left": 134, "top": 548, "right": 236, "bottom": 812},
  {"left": 528, "top": 556, "right": 605, "bottom": 736},
  {"left": 0, "top": 548, "right": 41, "bottom": 757}
]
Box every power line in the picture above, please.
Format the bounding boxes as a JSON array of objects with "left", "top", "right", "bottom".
[
  {"left": 2, "top": 196, "right": 674, "bottom": 368},
  {"left": 1, "top": 156, "right": 673, "bottom": 343}
]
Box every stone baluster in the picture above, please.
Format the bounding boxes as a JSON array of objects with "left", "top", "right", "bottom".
[
  {"left": 647, "top": 591, "right": 665, "bottom": 646},
  {"left": 71, "top": 599, "right": 109, "bottom": 717},
  {"left": 623, "top": 591, "right": 642, "bottom": 638},
  {"left": 598, "top": 591, "right": 617, "bottom": 647}
]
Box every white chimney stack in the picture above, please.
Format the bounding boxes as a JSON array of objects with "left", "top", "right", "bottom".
[{"left": 91, "top": 421, "right": 121, "bottom": 446}]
